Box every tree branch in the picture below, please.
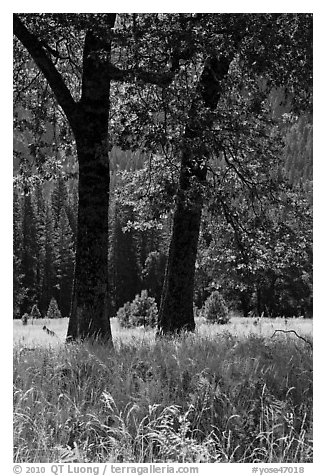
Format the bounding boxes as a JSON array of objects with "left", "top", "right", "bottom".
[
  {"left": 271, "top": 329, "right": 313, "bottom": 349},
  {"left": 13, "top": 14, "right": 78, "bottom": 129},
  {"left": 108, "top": 63, "right": 175, "bottom": 87}
]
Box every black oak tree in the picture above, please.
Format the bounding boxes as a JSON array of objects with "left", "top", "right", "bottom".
[
  {"left": 13, "top": 13, "right": 198, "bottom": 341},
  {"left": 156, "top": 14, "right": 312, "bottom": 333}
]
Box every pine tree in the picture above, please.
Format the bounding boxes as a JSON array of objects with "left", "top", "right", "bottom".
[
  {"left": 20, "top": 191, "right": 38, "bottom": 314},
  {"left": 46, "top": 297, "right": 62, "bottom": 319},
  {"left": 55, "top": 208, "right": 75, "bottom": 316},
  {"left": 40, "top": 202, "right": 57, "bottom": 315},
  {"left": 13, "top": 187, "right": 25, "bottom": 318},
  {"left": 204, "top": 290, "right": 229, "bottom": 324},
  {"left": 110, "top": 203, "right": 141, "bottom": 311},
  {"left": 65, "top": 184, "right": 78, "bottom": 242},
  {"left": 33, "top": 182, "right": 46, "bottom": 307},
  {"left": 30, "top": 303, "right": 42, "bottom": 319},
  {"left": 51, "top": 175, "right": 68, "bottom": 226}
]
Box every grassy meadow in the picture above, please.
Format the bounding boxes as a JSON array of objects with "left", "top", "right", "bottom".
[{"left": 13, "top": 316, "right": 313, "bottom": 463}]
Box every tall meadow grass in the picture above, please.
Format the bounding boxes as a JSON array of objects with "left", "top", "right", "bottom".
[{"left": 13, "top": 320, "right": 313, "bottom": 463}]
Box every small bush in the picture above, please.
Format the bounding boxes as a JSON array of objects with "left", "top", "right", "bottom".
[
  {"left": 130, "top": 290, "right": 158, "bottom": 327},
  {"left": 116, "top": 301, "right": 133, "bottom": 328},
  {"left": 30, "top": 304, "right": 42, "bottom": 320},
  {"left": 117, "top": 290, "right": 158, "bottom": 328},
  {"left": 204, "top": 290, "right": 230, "bottom": 324},
  {"left": 21, "top": 313, "right": 29, "bottom": 325},
  {"left": 46, "top": 297, "right": 62, "bottom": 319}
]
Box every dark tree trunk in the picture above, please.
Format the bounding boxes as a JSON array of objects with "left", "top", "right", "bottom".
[
  {"left": 67, "top": 129, "right": 111, "bottom": 340},
  {"left": 157, "top": 173, "right": 204, "bottom": 333},
  {"left": 66, "top": 28, "right": 115, "bottom": 342},
  {"left": 157, "top": 55, "right": 232, "bottom": 335}
]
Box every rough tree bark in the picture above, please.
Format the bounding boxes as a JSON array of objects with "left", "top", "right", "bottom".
[
  {"left": 67, "top": 126, "right": 111, "bottom": 340},
  {"left": 67, "top": 29, "right": 114, "bottom": 341},
  {"left": 157, "top": 55, "right": 232, "bottom": 335}
]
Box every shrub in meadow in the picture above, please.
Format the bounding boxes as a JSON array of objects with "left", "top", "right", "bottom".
[
  {"left": 117, "top": 290, "right": 158, "bottom": 328},
  {"left": 116, "top": 301, "right": 133, "bottom": 328},
  {"left": 204, "top": 290, "right": 230, "bottom": 324},
  {"left": 130, "top": 290, "right": 158, "bottom": 327},
  {"left": 46, "top": 297, "right": 62, "bottom": 319},
  {"left": 21, "top": 313, "right": 29, "bottom": 325},
  {"left": 30, "top": 304, "right": 42, "bottom": 320}
]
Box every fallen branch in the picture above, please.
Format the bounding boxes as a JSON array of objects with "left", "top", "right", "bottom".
[
  {"left": 271, "top": 329, "right": 313, "bottom": 349},
  {"left": 42, "top": 325, "right": 57, "bottom": 337}
]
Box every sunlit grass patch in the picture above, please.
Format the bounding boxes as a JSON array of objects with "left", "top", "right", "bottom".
[
  {"left": 13, "top": 326, "right": 312, "bottom": 463},
  {"left": 13, "top": 316, "right": 312, "bottom": 348}
]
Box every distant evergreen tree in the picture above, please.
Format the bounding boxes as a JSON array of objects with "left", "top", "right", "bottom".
[
  {"left": 46, "top": 297, "right": 62, "bottom": 319},
  {"left": 13, "top": 255, "right": 25, "bottom": 318},
  {"left": 30, "top": 303, "right": 42, "bottom": 319},
  {"left": 51, "top": 175, "right": 68, "bottom": 225},
  {"left": 204, "top": 290, "right": 230, "bottom": 324},
  {"left": 142, "top": 251, "right": 167, "bottom": 305},
  {"left": 55, "top": 208, "right": 75, "bottom": 316},
  {"left": 20, "top": 192, "right": 38, "bottom": 314},
  {"left": 33, "top": 182, "right": 46, "bottom": 306},
  {"left": 110, "top": 202, "right": 141, "bottom": 311},
  {"left": 40, "top": 202, "right": 57, "bottom": 315},
  {"left": 13, "top": 187, "right": 25, "bottom": 318},
  {"left": 65, "top": 185, "right": 78, "bottom": 242},
  {"left": 117, "top": 289, "right": 158, "bottom": 328}
]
